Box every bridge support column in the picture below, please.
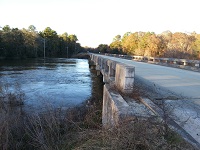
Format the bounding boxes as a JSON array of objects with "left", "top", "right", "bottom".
[
  {"left": 89, "top": 60, "right": 96, "bottom": 70},
  {"left": 96, "top": 65, "right": 102, "bottom": 76}
]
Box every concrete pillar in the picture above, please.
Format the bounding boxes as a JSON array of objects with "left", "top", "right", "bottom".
[
  {"left": 88, "top": 60, "right": 96, "bottom": 70},
  {"left": 96, "top": 65, "right": 100, "bottom": 71},
  {"left": 95, "top": 65, "right": 101, "bottom": 76},
  {"left": 115, "top": 63, "right": 135, "bottom": 93}
]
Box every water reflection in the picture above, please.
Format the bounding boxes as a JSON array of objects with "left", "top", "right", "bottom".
[{"left": 0, "top": 58, "right": 94, "bottom": 113}]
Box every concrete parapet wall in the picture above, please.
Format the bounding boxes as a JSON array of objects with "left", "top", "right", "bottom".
[
  {"left": 102, "top": 84, "right": 130, "bottom": 127},
  {"left": 102, "top": 84, "right": 156, "bottom": 128},
  {"left": 89, "top": 54, "right": 136, "bottom": 127},
  {"left": 90, "top": 54, "right": 135, "bottom": 94}
]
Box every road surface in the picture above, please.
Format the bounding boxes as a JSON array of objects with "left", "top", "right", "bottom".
[
  {"left": 98, "top": 54, "right": 200, "bottom": 99},
  {"left": 96, "top": 54, "right": 200, "bottom": 147}
]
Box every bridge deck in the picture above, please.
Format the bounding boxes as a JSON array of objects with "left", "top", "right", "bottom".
[
  {"left": 94, "top": 54, "right": 200, "bottom": 144},
  {"left": 96, "top": 54, "right": 200, "bottom": 99}
]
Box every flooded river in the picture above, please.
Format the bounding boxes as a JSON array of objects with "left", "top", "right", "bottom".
[{"left": 0, "top": 58, "right": 102, "bottom": 113}]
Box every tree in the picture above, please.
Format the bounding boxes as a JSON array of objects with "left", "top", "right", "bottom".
[
  {"left": 22, "top": 28, "right": 39, "bottom": 57},
  {"left": 113, "top": 35, "right": 121, "bottom": 42},
  {"left": 0, "top": 25, "right": 80, "bottom": 59},
  {"left": 1, "top": 27, "right": 25, "bottom": 58},
  {"left": 39, "top": 27, "right": 59, "bottom": 57},
  {"left": 146, "top": 34, "right": 162, "bottom": 57},
  {"left": 68, "top": 34, "right": 78, "bottom": 42},
  {"left": 97, "top": 44, "right": 108, "bottom": 53},
  {"left": 60, "top": 32, "right": 69, "bottom": 42},
  {"left": 109, "top": 35, "right": 122, "bottom": 54},
  {"left": 191, "top": 33, "right": 200, "bottom": 59},
  {"left": 122, "top": 32, "right": 138, "bottom": 55},
  {"left": 167, "top": 32, "right": 195, "bottom": 58},
  {"left": 2, "top": 25, "right": 11, "bottom": 32},
  {"left": 40, "top": 27, "right": 57, "bottom": 39},
  {"left": 136, "top": 32, "right": 152, "bottom": 56},
  {"left": 28, "top": 25, "right": 36, "bottom": 32}
]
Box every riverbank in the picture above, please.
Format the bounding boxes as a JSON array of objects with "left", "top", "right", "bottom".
[
  {"left": 0, "top": 91, "right": 195, "bottom": 149},
  {"left": 0, "top": 68, "right": 104, "bottom": 149}
]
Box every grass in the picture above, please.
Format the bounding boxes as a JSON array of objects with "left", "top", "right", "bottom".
[
  {"left": 75, "top": 118, "right": 194, "bottom": 150},
  {"left": 0, "top": 83, "right": 25, "bottom": 107}
]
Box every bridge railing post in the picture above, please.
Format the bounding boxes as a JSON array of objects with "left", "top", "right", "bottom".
[
  {"left": 115, "top": 63, "right": 135, "bottom": 93},
  {"left": 90, "top": 53, "right": 135, "bottom": 93}
]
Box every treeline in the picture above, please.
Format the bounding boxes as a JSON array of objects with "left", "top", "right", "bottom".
[
  {"left": 0, "top": 25, "right": 82, "bottom": 59},
  {"left": 93, "top": 31, "right": 200, "bottom": 59}
]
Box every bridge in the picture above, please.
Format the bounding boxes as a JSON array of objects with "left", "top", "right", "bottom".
[{"left": 89, "top": 53, "right": 200, "bottom": 148}]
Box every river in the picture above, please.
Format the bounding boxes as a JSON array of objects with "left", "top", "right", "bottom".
[{"left": 0, "top": 58, "right": 102, "bottom": 113}]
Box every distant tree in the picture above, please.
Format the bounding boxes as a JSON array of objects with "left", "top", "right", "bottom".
[
  {"left": 39, "top": 27, "right": 59, "bottom": 57},
  {"left": 1, "top": 27, "right": 25, "bottom": 58},
  {"left": 68, "top": 34, "right": 78, "bottom": 42},
  {"left": 109, "top": 35, "right": 122, "bottom": 54},
  {"left": 0, "top": 25, "right": 80, "bottom": 59},
  {"left": 2, "top": 25, "right": 11, "bottom": 32},
  {"left": 192, "top": 33, "right": 200, "bottom": 59},
  {"left": 60, "top": 32, "right": 69, "bottom": 42},
  {"left": 28, "top": 25, "right": 36, "bottom": 32},
  {"left": 167, "top": 32, "right": 195, "bottom": 58},
  {"left": 122, "top": 32, "right": 131, "bottom": 39},
  {"left": 40, "top": 27, "right": 58, "bottom": 39},
  {"left": 146, "top": 33, "right": 162, "bottom": 57},
  {"left": 97, "top": 44, "right": 108, "bottom": 53},
  {"left": 113, "top": 35, "right": 121, "bottom": 42},
  {"left": 22, "top": 28, "right": 39, "bottom": 57},
  {"left": 160, "top": 30, "right": 172, "bottom": 44},
  {"left": 122, "top": 32, "right": 138, "bottom": 55}
]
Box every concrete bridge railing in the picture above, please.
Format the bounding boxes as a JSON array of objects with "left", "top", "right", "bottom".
[
  {"left": 89, "top": 53, "right": 135, "bottom": 128},
  {"left": 133, "top": 56, "right": 200, "bottom": 67},
  {"left": 104, "top": 53, "right": 200, "bottom": 71},
  {"left": 90, "top": 54, "right": 135, "bottom": 94}
]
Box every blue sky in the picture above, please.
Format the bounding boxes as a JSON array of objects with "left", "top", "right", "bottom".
[{"left": 1, "top": 0, "right": 200, "bottom": 47}]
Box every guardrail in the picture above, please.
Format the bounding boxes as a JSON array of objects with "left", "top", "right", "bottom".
[{"left": 104, "top": 53, "right": 200, "bottom": 72}]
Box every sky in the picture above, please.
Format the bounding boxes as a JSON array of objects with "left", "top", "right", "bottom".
[{"left": 1, "top": 0, "right": 200, "bottom": 48}]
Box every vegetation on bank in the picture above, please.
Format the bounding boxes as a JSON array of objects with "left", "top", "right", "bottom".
[
  {"left": 1, "top": 24, "right": 200, "bottom": 60},
  {"left": 88, "top": 31, "right": 200, "bottom": 60},
  {"left": 0, "top": 25, "right": 83, "bottom": 59}
]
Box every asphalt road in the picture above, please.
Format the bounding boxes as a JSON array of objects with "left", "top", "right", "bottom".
[
  {"left": 95, "top": 54, "right": 200, "bottom": 146},
  {"left": 97, "top": 54, "right": 200, "bottom": 100}
]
